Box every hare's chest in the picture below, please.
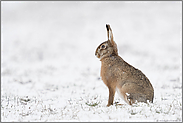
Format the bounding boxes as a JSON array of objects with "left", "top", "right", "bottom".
[
  {"left": 100, "top": 63, "right": 117, "bottom": 83},
  {"left": 101, "top": 62, "right": 128, "bottom": 85}
]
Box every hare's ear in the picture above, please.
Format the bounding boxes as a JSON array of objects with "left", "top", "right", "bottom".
[{"left": 106, "top": 24, "right": 118, "bottom": 55}]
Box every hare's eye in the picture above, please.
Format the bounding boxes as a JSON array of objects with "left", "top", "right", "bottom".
[{"left": 101, "top": 45, "right": 106, "bottom": 49}]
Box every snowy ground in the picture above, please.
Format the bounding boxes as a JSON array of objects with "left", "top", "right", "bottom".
[{"left": 1, "top": 1, "right": 182, "bottom": 122}]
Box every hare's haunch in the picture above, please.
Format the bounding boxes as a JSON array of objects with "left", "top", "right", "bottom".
[{"left": 95, "top": 24, "right": 154, "bottom": 106}]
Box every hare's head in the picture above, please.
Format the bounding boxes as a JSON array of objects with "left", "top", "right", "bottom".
[{"left": 95, "top": 24, "right": 118, "bottom": 60}]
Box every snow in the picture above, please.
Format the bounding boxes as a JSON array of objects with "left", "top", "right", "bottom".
[
  {"left": 1, "top": 1, "right": 182, "bottom": 122},
  {"left": 126, "top": 93, "right": 130, "bottom": 96}
]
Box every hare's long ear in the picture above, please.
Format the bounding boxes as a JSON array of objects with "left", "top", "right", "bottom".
[{"left": 106, "top": 24, "right": 118, "bottom": 55}]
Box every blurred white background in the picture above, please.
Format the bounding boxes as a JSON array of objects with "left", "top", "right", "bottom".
[
  {"left": 1, "top": 1, "right": 182, "bottom": 121},
  {"left": 2, "top": 1, "right": 181, "bottom": 64}
]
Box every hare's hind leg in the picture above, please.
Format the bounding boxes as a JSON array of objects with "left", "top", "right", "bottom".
[
  {"left": 118, "top": 83, "right": 148, "bottom": 105},
  {"left": 116, "top": 87, "right": 133, "bottom": 105},
  {"left": 117, "top": 88, "right": 135, "bottom": 105}
]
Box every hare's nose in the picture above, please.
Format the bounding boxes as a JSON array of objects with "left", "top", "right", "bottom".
[
  {"left": 95, "top": 52, "right": 100, "bottom": 58},
  {"left": 95, "top": 52, "right": 98, "bottom": 57},
  {"left": 95, "top": 50, "right": 98, "bottom": 56}
]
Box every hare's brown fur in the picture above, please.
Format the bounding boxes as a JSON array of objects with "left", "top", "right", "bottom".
[{"left": 95, "top": 24, "right": 154, "bottom": 106}]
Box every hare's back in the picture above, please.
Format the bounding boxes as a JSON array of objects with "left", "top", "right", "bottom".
[{"left": 116, "top": 57, "right": 153, "bottom": 89}]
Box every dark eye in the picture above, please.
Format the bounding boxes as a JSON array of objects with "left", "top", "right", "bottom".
[{"left": 101, "top": 45, "right": 106, "bottom": 49}]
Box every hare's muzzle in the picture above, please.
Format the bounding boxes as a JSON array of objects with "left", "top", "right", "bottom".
[
  {"left": 95, "top": 52, "right": 100, "bottom": 58},
  {"left": 95, "top": 50, "right": 100, "bottom": 58}
]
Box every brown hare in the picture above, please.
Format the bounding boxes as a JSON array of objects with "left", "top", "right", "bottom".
[{"left": 95, "top": 24, "right": 154, "bottom": 107}]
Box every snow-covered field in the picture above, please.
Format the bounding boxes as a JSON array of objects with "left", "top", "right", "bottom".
[{"left": 1, "top": 1, "right": 182, "bottom": 122}]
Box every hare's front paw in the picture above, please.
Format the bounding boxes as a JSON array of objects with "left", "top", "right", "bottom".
[{"left": 107, "top": 103, "right": 112, "bottom": 107}]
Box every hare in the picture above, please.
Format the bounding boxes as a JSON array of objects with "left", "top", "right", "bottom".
[{"left": 95, "top": 24, "right": 154, "bottom": 106}]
